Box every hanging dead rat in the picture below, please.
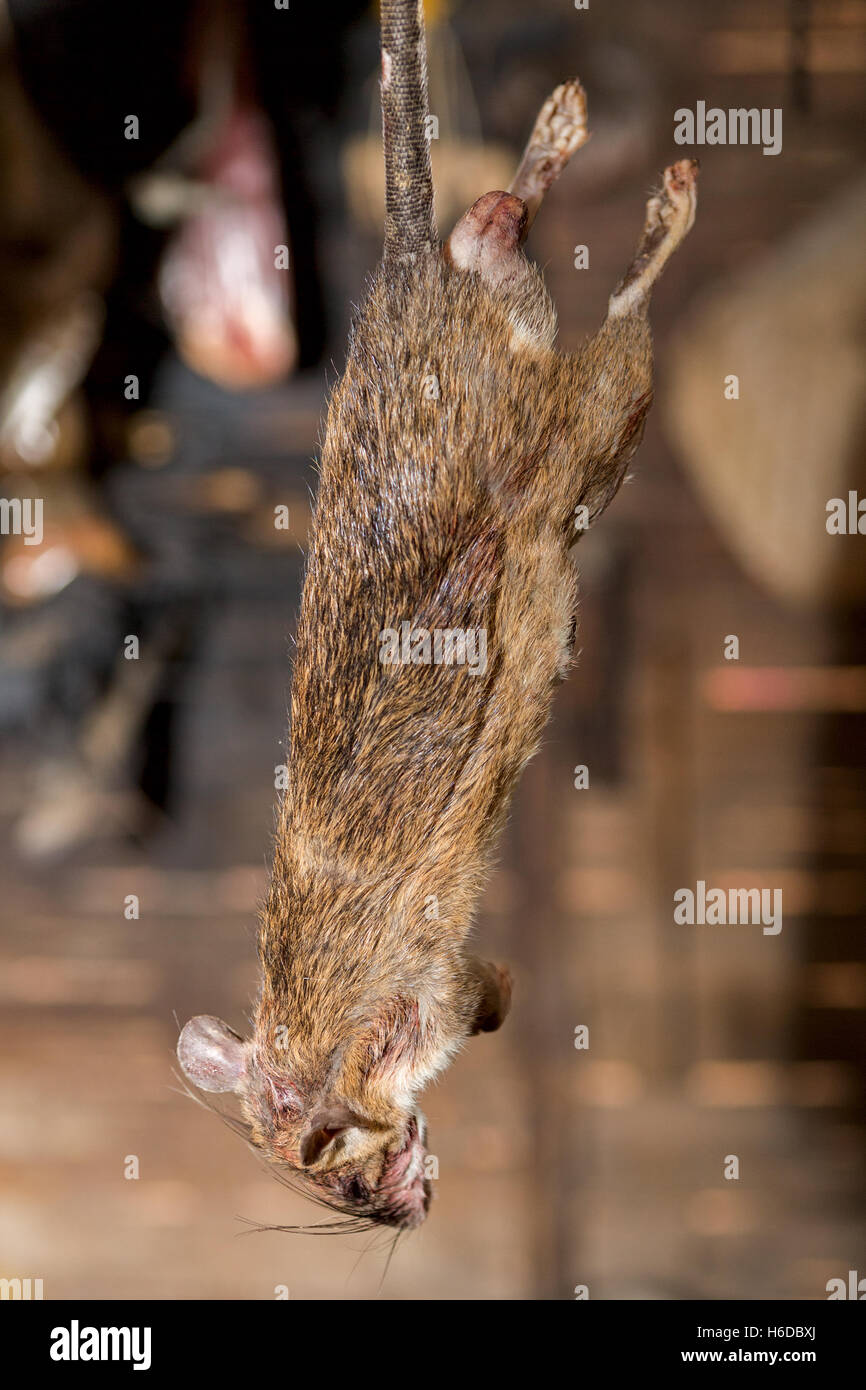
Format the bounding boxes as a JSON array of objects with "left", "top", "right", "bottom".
[{"left": 178, "top": 0, "right": 697, "bottom": 1230}]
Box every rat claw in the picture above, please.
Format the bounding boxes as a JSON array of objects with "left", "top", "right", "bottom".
[
  {"left": 526, "top": 79, "right": 590, "bottom": 168},
  {"left": 660, "top": 157, "right": 699, "bottom": 236},
  {"left": 608, "top": 158, "right": 699, "bottom": 316},
  {"left": 665, "top": 156, "right": 700, "bottom": 192},
  {"left": 508, "top": 78, "right": 590, "bottom": 231}
]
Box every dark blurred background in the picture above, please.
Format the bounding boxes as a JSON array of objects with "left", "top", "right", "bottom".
[{"left": 0, "top": 0, "right": 864, "bottom": 1299}]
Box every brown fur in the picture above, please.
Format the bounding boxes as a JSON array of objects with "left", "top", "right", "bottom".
[
  {"left": 258, "top": 253, "right": 654, "bottom": 1087},
  {"left": 178, "top": 2, "right": 697, "bottom": 1231}
]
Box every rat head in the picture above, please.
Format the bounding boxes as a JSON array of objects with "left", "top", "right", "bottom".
[{"left": 177, "top": 1014, "right": 433, "bottom": 1229}]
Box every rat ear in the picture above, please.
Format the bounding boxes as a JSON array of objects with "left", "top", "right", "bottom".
[
  {"left": 177, "top": 1015, "right": 250, "bottom": 1094},
  {"left": 468, "top": 958, "right": 513, "bottom": 1035},
  {"left": 298, "top": 1100, "right": 367, "bottom": 1167}
]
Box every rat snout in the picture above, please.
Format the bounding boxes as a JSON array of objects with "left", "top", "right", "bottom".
[
  {"left": 378, "top": 1114, "right": 432, "bottom": 1228},
  {"left": 385, "top": 1169, "right": 432, "bottom": 1230},
  {"left": 396, "top": 1173, "right": 432, "bottom": 1230}
]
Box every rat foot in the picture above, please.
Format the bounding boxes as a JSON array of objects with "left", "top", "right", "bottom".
[
  {"left": 508, "top": 79, "right": 589, "bottom": 232},
  {"left": 608, "top": 158, "right": 699, "bottom": 317},
  {"left": 445, "top": 80, "right": 588, "bottom": 288}
]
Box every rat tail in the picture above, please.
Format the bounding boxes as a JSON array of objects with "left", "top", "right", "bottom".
[{"left": 380, "top": 0, "right": 437, "bottom": 260}]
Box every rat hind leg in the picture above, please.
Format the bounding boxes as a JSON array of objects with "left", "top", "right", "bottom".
[
  {"left": 444, "top": 80, "right": 587, "bottom": 311},
  {"left": 508, "top": 79, "right": 589, "bottom": 235},
  {"left": 516, "top": 161, "right": 697, "bottom": 535},
  {"left": 608, "top": 159, "right": 698, "bottom": 318}
]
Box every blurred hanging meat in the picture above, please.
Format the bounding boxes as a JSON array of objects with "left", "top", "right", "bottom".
[
  {"left": 156, "top": 103, "right": 298, "bottom": 391},
  {"left": 0, "top": 0, "right": 363, "bottom": 856}
]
